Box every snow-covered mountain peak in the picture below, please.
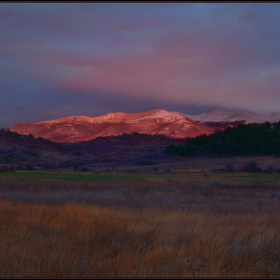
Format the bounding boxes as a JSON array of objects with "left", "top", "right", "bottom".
[
  {"left": 10, "top": 109, "right": 212, "bottom": 142},
  {"left": 185, "top": 109, "right": 280, "bottom": 126}
]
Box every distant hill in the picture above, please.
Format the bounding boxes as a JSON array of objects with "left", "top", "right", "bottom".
[
  {"left": 0, "top": 129, "right": 181, "bottom": 171},
  {"left": 10, "top": 109, "right": 212, "bottom": 143},
  {"left": 184, "top": 109, "right": 280, "bottom": 131}
]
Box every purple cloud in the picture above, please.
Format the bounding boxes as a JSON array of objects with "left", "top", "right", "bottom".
[{"left": 1, "top": 3, "right": 280, "bottom": 128}]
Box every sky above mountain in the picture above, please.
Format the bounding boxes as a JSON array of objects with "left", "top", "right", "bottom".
[{"left": 1, "top": 3, "right": 280, "bottom": 128}]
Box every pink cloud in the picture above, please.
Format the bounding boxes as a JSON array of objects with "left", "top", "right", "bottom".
[{"left": 1, "top": 2, "right": 280, "bottom": 128}]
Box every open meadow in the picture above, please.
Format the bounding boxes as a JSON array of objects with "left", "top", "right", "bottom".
[{"left": 0, "top": 170, "right": 280, "bottom": 277}]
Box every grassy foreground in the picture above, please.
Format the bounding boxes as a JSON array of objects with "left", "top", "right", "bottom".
[{"left": 0, "top": 172, "right": 280, "bottom": 277}]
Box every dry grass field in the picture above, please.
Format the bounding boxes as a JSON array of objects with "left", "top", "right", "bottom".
[{"left": 0, "top": 172, "right": 280, "bottom": 277}]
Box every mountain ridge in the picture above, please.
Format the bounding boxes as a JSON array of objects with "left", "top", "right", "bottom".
[
  {"left": 183, "top": 109, "right": 280, "bottom": 131},
  {"left": 10, "top": 109, "right": 212, "bottom": 143},
  {"left": 10, "top": 108, "right": 280, "bottom": 143},
  {"left": 184, "top": 109, "right": 280, "bottom": 124}
]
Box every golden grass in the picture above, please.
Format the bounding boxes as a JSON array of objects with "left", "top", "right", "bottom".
[{"left": 0, "top": 176, "right": 280, "bottom": 277}]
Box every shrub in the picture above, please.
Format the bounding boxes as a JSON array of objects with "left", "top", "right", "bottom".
[
  {"left": 25, "top": 163, "right": 34, "bottom": 171},
  {"left": 225, "top": 163, "right": 234, "bottom": 172},
  {"left": 242, "top": 162, "right": 262, "bottom": 173},
  {"left": 8, "top": 165, "right": 15, "bottom": 172},
  {"left": 266, "top": 164, "right": 275, "bottom": 173}
]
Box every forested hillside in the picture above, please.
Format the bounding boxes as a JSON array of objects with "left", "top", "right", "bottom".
[
  {"left": 0, "top": 129, "right": 179, "bottom": 171},
  {"left": 164, "top": 122, "right": 280, "bottom": 156}
]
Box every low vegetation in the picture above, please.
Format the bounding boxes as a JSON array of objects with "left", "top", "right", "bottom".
[
  {"left": 0, "top": 128, "right": 180, "bottom": 171},
  {"left": 0, "top": 173, "right": 280, "bottom": 277}
]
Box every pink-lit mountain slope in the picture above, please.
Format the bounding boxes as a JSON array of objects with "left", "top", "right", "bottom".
[{"left": 10, "top": 109, "right": 213, "bottom": 143}]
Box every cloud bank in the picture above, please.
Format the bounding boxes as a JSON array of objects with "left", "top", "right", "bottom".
[{"left": 1, "top": 3, "right": 280, "bottom": 127}]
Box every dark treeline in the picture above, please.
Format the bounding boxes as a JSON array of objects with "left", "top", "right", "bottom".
[{"left": 164, "top": 122, "right": 280, "bottom": 156}]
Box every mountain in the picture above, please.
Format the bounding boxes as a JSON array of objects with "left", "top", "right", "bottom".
[
  {"left": 10, "top": 109, "right": 212, "bottom": 143},
  {"left": 184, "top": 109, "right": 280, "bottom": 131},
  {"left": 184, "top": 109, "right": 280, "bottom": 123}
]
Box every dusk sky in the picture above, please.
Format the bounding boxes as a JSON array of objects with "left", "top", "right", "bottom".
[{"left": 1, "top": 3, "right": 280, "bottom": 128}]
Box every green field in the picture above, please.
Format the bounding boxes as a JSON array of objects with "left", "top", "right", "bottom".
[
  {"left": 1, "top": 170, "right": 280, "bottom": 184},
  {"left": 0, "top": 170, "right": 151, "bottom": 181}
]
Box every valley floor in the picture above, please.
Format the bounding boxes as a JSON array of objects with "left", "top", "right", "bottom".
[{"left": 0, "top": 171, "right": 280, "bottom": 277}]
